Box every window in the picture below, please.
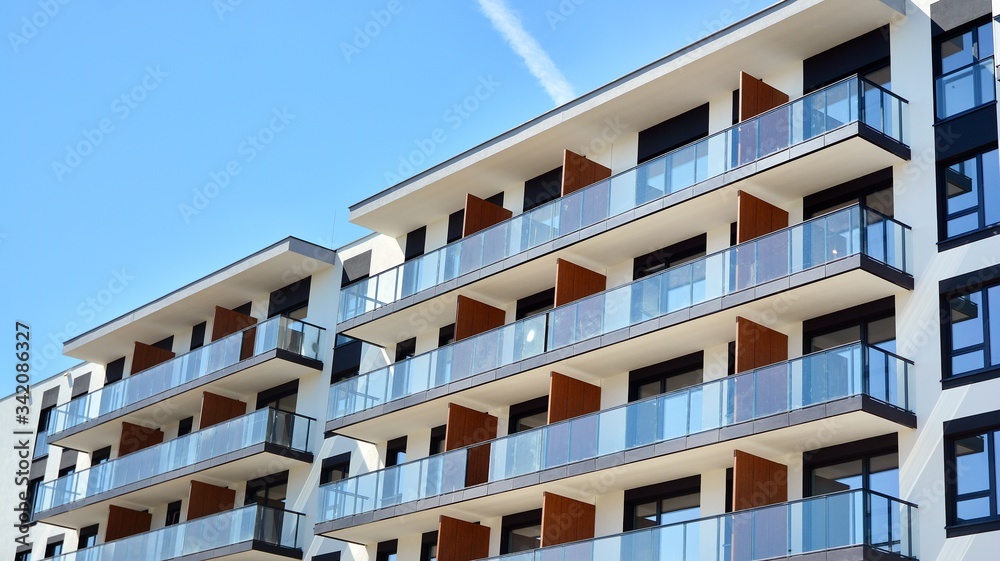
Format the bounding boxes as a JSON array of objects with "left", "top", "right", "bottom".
[
  {"left": 321, "top": 453, "right": 351, "bottom": 485},
  {"left": 429, "top": 425, "right": 447, "bottom": 456},
  {"left": 44, "top": 540, "right": 63, "bottom": 559},
  {"left": 515, "top": 288, "right": 555, "bottom": 320},
  {"left": 508, "top": 397, "right": 548, "bottom": 435},
  {"left": 805, "top": 168, "right": 894, "bottom": 219},
  {"left": 79, "top": 524, "right": 99, "bottom": 548},
  {"left": 628, "top": 352, "right": 703, "bottom": 402},
  {"left": 438, "top": 324, "right": 455, "bottom": 347},
  {"left": 91, "top": 446, "right": 111, "bottom": 465},
  {"left": 26, "top": 477, "right": 42, "bottom": 518},
  {"left": 386, "top": 437, "right": 407, "bottom": 467},
  {"left": 633, "top": 235, "right": 706, "bottom": 280},
  {"left": 376, "top": 540, "right": 398, "bottom": 561},
  {"left": 447, "top": 210, "right": 465, "bottom": 243},
  {"left": 523, "top": 167, "right": 563, "bottom": 212},
  {"left": 936, "top": 20, "right": 995, "bottom": 120},
  {"left": 624, "top": 476, "right": 701, "bottom": 531},
  {"left": 245, "top": 471, "right": 288, "bottom": 508},
  {"left": 190, "top": 321, "right": 207, "bottom": 350},
  {"left": 940, "top": 146, "right": 1000, "bottom": 241},
  {"left": 58, "top": 464, "right": 76, "bottom": 478},
  {"left": 105, "top": 357, "right": 125, "bottom": 384},
  {"left": 803, "top": 434, "right": 899, "bottom": 498},
  {"left": 14, "top": 550, "right": 30, "bottom": 561},
  {"left": 256, "top": 380, "right": 298, "bottom": 413},
  {"left": 945, "top": 411, "right": 1000, "bottom": 536},
  {"left": 165, "top": 501, "right": 182, "bottom": 526},
  {"left": 804, "top": 297, "right": 895, "bottom": 354},
  {"left": 177, "top": 417, "right": 193, "bottom": 437},
  {"left": 943, "top": 273, "right": 1000, "bottom": 382},
  {"left": 394, "top": 338, "right": 416, "bottom": 362},
  {"left": 420, "top": 531, "right": 438, "bottom": 561},
  {"left": 500, "top": 509, "right": 542, "bottom": 554}
]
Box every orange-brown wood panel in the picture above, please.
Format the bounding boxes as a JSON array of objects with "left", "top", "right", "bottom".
[
  {"left": 463, "top": 193, "right": 513, "bottom": 237},
  {"left": 561, "top": 150, "right": 611, "bottom": 196},
  {"left": 105, "top": 505, "right": 152, "bottom": 542},
  {"left": 437, "top": 515, "right": 491, "bottom": 561},
  {"left": 554, "top": 259, "right": 607, "bottom": 307},
  {"left": 454, "top": 295, "right": 506, "bottom": 341},
  {"left": 210, "top": 306, "right": 259, "bottom": 360},
  {"left": 129, "top": 341, "right": 176, "bottom": 375},
  {"left": 735, "top": 317, "right": 788, "bottom": 373},
  {"left": 736, "top": 191, "right": 789, "bottom": 243},
  {"left": 187, "top": 480, "right": 236, "bottom": 521},
  {"left": 738, "top": 72, "right": 790, "bottom": 122},
  {"left": 199, "top": 392, "right": 248, "bottom": 430},
  {"left": 548, "top": 372, "right": 601, "bottom": 423},
  {"left": 732, "top": 450, "right": 788, "bottom": 511},
  {"left": 117, "top": 421, "right": 164, "bottom": 456},
  {"left": 445, "top": 403, "right": 498, "bottom": 487},
  {"left": 540, "top": 492, "right": 596, "bottom": 547}
]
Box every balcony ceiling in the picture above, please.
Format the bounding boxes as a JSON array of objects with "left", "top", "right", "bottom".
[
  {"left": 62, "top": 237, "right": 335, "bottom": 364},
  {"left": 348, "top": 0, "right": 904, "bottom": 237}
]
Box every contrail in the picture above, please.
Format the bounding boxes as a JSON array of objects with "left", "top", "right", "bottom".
[{"left": 476, "top": 0, "right": 575, "bottom": 105}]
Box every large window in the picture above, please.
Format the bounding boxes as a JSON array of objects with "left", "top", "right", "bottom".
[
  {"left": 624, "top": 476, "right": 701, "bottom": 531},
  {"left": 936, "top": 20, "right": 995, "bottom": 120},
  {"left": 501, "top": 510, "right": 542, "bottom": 554},
  {"left": 941, "top": 147, "right": 1000, "bottom": 241},
  {"left": 945, "top": 411, "right": 1000, "bottom": 536},
  {"left": 944, "top": 280, "right": 1000, "bottom": 380}
]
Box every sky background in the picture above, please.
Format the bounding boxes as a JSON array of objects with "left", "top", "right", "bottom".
[{"left": 0, "top": 0, "right": 774, "bottom": 396}]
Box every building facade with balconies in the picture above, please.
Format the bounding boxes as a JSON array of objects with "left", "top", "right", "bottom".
[{"left": 14, "top": 0, "right": 1000, "bottom": 560}]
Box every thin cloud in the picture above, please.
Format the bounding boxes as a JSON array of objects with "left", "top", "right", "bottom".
[{"left": 476, "top": 0, "right": 575, "bottom": 105}]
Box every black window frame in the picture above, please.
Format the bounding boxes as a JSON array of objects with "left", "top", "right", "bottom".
[
  {"left": 43, "top": 539, "right": 63, "bottom": 559},
  {"left": 623, "top": 475, "right": 701, "bottom": 532},
  {"left": 507, "top": 396, "right": 549, "bottom": 435},
  {"left": 321, "top": 452, "right": 351, "bottom": 485},
  {"left": 802, "top": 296, "right": 895, "bottom": 354},
  {"left": 500, "top": 508, "right": 543, "bottom": 554},
  {"left": 78, "top": 524, "right": 99, "bottom": 548},
  {"left": 515, "top": 288, "right": 555, "bottom": 320},
  {"left": 802, "top": 433, "right": 898, "bottom": 497},
  {"left": 14, "top": 550, "right": 30, "bottom": 561},
  {"left": 420, "top": 530, "right": 439, "bottom": 561},
  {"left": 375, "top": 539, "right": 398, "bottom": 561},
  {"left": 632, "top": 234, "right": 707, "bottom": 281},
  {"left": 627, "top": 351, "right": 703, "bottom": 402},
  {"left": 934, "top": 16, "right": 996, "bottom": 122},
  {"left": 394, "top": 337, "right": 417, "bottom": 362},
  {"left": 386, "top": 436, "right": 407, "bottom": 467},
  {"left": 944, "top": 410, "right": 1000, "bottom": 537},
  {"left": 245, "top": 470, "right": 289, "bottom": 508},
  {"left": 429, "top": 425, "right": 447, "bottom": 456},
  {"left": 165, "top": 500, "right": 182, "bottom": 526},
  {"left": 940, "top": 264, "right": 1000, "bottom": 387},
  {"left": 91, "top": 446, "right": 111, "bottom": 465},
  {"left": 937, "top": 143, "right": 1000, "bottom": 246}
]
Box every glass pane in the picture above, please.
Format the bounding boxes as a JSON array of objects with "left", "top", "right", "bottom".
[
  {"left": 954, "top": 434, "right": 990, "bottom": 495},
  {"left": 985, "top": 149, "right": 1000, "bottom": 227},
  {"left": 869, "top": 452, "right": 900, "bottom": 498},
  {"left": 951, "top": 291, "right": 985, "bottom": 353},
  {"left": 941, "top": 30, "right": 975, "bottom": 74},
  {"left": 811, "top": 459, "right": 863, "bottom": 494}
]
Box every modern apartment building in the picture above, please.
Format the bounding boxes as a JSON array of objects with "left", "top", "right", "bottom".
[{"left": 14, "top": 0, "right": 1000, "bottom": 560}]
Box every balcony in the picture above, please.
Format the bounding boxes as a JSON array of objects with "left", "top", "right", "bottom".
[
  {"left": 480, "top": 490, "right": 916, "bottom": 561},
  {"left": 32, "top": 408, "right": 313, "bottom": 525},
  {"left": 48, "top": 316, "right": 323, "bottom": 448},
  {"left": 328, "top": 205, "right": 912, "bottom": 433},
  {"left": 318, "top": 344, "right": 913, "bottom": 533},
  {"left": 51, "top": 504, "right": 304, "bottom": 561},
  {"left": 935, "top": 57, "right": 995, "bottom": 120},
  {"left": 339, "top": 76, "right": 909, "bottom": 327}
]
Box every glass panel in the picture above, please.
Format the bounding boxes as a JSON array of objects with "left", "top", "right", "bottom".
[{"left": 338, "top": 78, "right": 909, "bottom": 323}]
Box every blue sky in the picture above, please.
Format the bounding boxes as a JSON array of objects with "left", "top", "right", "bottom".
[{"left": 0, "top": 0, "right": 773, "bottom": 395}]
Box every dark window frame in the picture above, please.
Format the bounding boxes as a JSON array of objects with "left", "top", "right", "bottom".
[
  {"left": 628, "top": 351, "right": 703, "bottom": 402},
  {"left": 623, "top": 475, "right": 701, "bottom": 531},
  {"left": 245, "top": 470, "right": 289, "bottom": 508},
  {"left": 515, "top": 288, "right": 555, "bottom": 320},
  {"left": 940, "top": 264, "right": 1000, "bottom": 387},
  {"left": 321, "top": 452, "right": 351, "bottom": 485},
  {"left": 802, "top": 296, "right": 895, "bottom": 354},
  {"left": 429, "top": 425, "right": 447, "bottom": 456},
  {"left": 165, "top": 500, "right": 182, "bottom": 526},
  {"left": 386, "top": 436, "right": 407, "bottom": 467},
  {"left": 802, "top": 434, "right": 898, "bottom": 497},
  {"left": 78, "top": 524, "right": 99, "bottom": 548},
  {"left": 44, "top": 539, "right": 64, "bottom": 559},
  {"left": 944, "top": 410, "right": 1000, "bottom": 537},
  {"left": 420, "top": 530, "right": 439, "bottom": 561},
  {"left": 507, "top": 396, "right": 549, "bottom": 435},
  {"left": 500, "top": 508, "right": 543, "bottom": 554},
  {"left": 633, "top": 234, "right": 707, "bottom": 281},
  {"left": 933, "top": 17, "right": 995, "bottom": 122},
  {"left": 937, "top": 143, "right": 1000, "bottom": 246},
  {"left": 376, "top": 539, "right": 398, "bottom": 561}
]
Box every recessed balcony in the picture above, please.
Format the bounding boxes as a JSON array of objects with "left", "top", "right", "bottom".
[
  {"left": 48, "top": 316, "right": 323, "bottom": 450},
  {"left": 316, "top": 344, "right": 914, "bottom": 540},
  {"left": 480, "top": 490, "right": 916, "bottom": 561},
  {"left": 327, "top": 205, "right": 912, "bottom": 436},
  {"left": 50, "top": 504, "right": 305, "bottom": 561},
  {"left": 338, "top": 76, "right": 909, "bottom": 328},
  {"left": 32, "top": 408, "right": 314, "bottom": 527}
]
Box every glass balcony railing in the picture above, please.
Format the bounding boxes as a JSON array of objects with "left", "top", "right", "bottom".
[
  {"left": 480, "top": 490, "right": 916, "bottom": 561},
  {"left": 49, "top": 504, "right": 303, "bottom": 561},
  {"left": 935, "top": 57, "right": 996, "bottom": 120},
  {"left": 329, "top": 205, "right": 912, "bottom": 421},
  {"left": 33, "top": 408, "right": 313, "bottom": 516},
  {"left": 49, "top": 316, "right": 323, "bottom": 435},
  {"left": 319, "top": 344, "right": 912, "bottom": 522},
  {"left": 339, "top": 75, "right": 909, "bottom": 323}
]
